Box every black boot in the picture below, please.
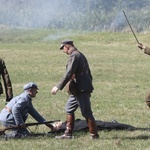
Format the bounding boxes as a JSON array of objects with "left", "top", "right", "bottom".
[
  {"left": 55, "top": 114, "right": 74, "bottom": 139},
  {"left": 86, "top": 118, "right": 99, "bottom": 139}
]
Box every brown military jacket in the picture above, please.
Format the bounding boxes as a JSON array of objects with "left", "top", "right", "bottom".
[
  {"left": 0, "top": 58, "right": 13, "bottom": 102},
  {"left": 56, "top": 47, "right": 94, "bottom": 93}
]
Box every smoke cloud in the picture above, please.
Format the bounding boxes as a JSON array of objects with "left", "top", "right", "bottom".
[
  {"left": 0, "top": 0, "right": 73, "bottom": 28},
  {"left": 0, "top": 0, "right": 149, "bottom": 32}
]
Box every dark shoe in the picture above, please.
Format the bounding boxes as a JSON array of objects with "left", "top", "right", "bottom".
[{"left": 55, "top": 134, "right": 73, "bottom": 139}]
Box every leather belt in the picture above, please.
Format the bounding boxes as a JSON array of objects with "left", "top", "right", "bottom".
[{"left": 5, "top": 106, "right": 12, "bottom": 113}]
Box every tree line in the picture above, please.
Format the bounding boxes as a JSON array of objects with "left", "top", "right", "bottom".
[{"left": 0, "top": 0, "right": 149, "bottom": 32}]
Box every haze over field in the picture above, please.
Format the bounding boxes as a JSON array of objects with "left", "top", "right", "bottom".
[{"left": 0, "top": 0, "right": 150, "bottom": 32}]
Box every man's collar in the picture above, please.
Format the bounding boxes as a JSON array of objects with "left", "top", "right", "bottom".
[{"left": 69, "top": 47, "right": 77, "bottom": 55}]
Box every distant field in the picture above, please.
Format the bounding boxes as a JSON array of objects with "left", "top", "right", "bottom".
[{"left": 0, "top": 28, "right": 150, "bottom": 150}]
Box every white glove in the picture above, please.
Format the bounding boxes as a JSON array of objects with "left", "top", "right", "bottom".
[{"left": 51, "top": 86, "right": 59, "bottom": 95}]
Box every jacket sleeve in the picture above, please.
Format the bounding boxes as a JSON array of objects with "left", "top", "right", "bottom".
[
  {"left": 1, "top": 59, "right": 13, "bottom": 102},
  {"left": 144, "top": 47, "right": 150, "bottom": 55},
  {"left": 56, "top": 55, "right": 78, "bottom": 90},
  {"left": 28, "top": 103, "right": 45, "bottom": 122}
]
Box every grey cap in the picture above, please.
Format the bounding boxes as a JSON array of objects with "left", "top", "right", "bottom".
[
  {"left": 23, "top": 82, "right": 39, "bottom": 90},
  {"left": 60, "top": 40, "right": 74, "bottom": 50}
]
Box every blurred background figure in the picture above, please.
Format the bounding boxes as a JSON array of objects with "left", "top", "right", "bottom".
[{"left": 0, "top": 58, "right": 13, "bottom": 103}]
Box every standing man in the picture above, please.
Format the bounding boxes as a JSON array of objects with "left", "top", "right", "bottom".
[
  {"left": 0, "top": 82, "right": 54, "bottom": 138},
  {"left": 51, "top": 40, "right": 99, "bottom": 139},
  {"left": 0, "top": 58, "right": 13, "bottom": 103}
]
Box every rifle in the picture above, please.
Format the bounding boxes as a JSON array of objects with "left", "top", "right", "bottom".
[
  {"left": 122, "top": 10, "right": 140, "bottom": 44},
  {"left": 0, "top": 120, "right": 60, "bottom": 135}
]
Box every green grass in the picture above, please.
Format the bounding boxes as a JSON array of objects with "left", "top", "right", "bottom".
[{"left": 0, "top": 28, "right": 150, "bottom": 150}]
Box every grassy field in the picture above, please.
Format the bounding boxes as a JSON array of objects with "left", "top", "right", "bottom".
[{"left": 0, "top": 28, "right": 150, "bottom": 150}]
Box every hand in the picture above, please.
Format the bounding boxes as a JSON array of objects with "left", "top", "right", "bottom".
[
  {"left": 138, "top": 43, "right": 145, "bottom": 50},
  {"left": 51, "top": 86, "right": 59, "bottom": 95}
]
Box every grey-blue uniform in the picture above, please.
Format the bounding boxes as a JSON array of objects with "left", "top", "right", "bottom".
[{"left": 0, "top": 82, "right": 46, "bottom": 137}]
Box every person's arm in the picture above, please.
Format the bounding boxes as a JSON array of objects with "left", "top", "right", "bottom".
[
  {"left": 29, "top": 103, "right": 55, "bottom": 131},
  {"left": 51, "top": 55, "right": 78, "bottom": 94},
  {"left": 138, "top": 43, "right": 150, "bottom": 55},
  {"left": 28, "top": 102, "right": 45, "bottom": 122},
  {"left": 57, "top": 55, "right": 78, "bottom": 89},
  {"left": 1, "top": 60, "right": 13, "bottom": 102}
]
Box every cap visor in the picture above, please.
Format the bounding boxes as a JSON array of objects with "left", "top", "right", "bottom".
[{"left": 60, "top": 44, "right": 64, "bottom": 50}]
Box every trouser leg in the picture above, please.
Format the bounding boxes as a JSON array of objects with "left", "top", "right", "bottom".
[
  {"left": 76, "top": 92, "right": 99, "bottom": 139},
  {"left": 1, "top": 121, "right": 30, "bottom": 138}
]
